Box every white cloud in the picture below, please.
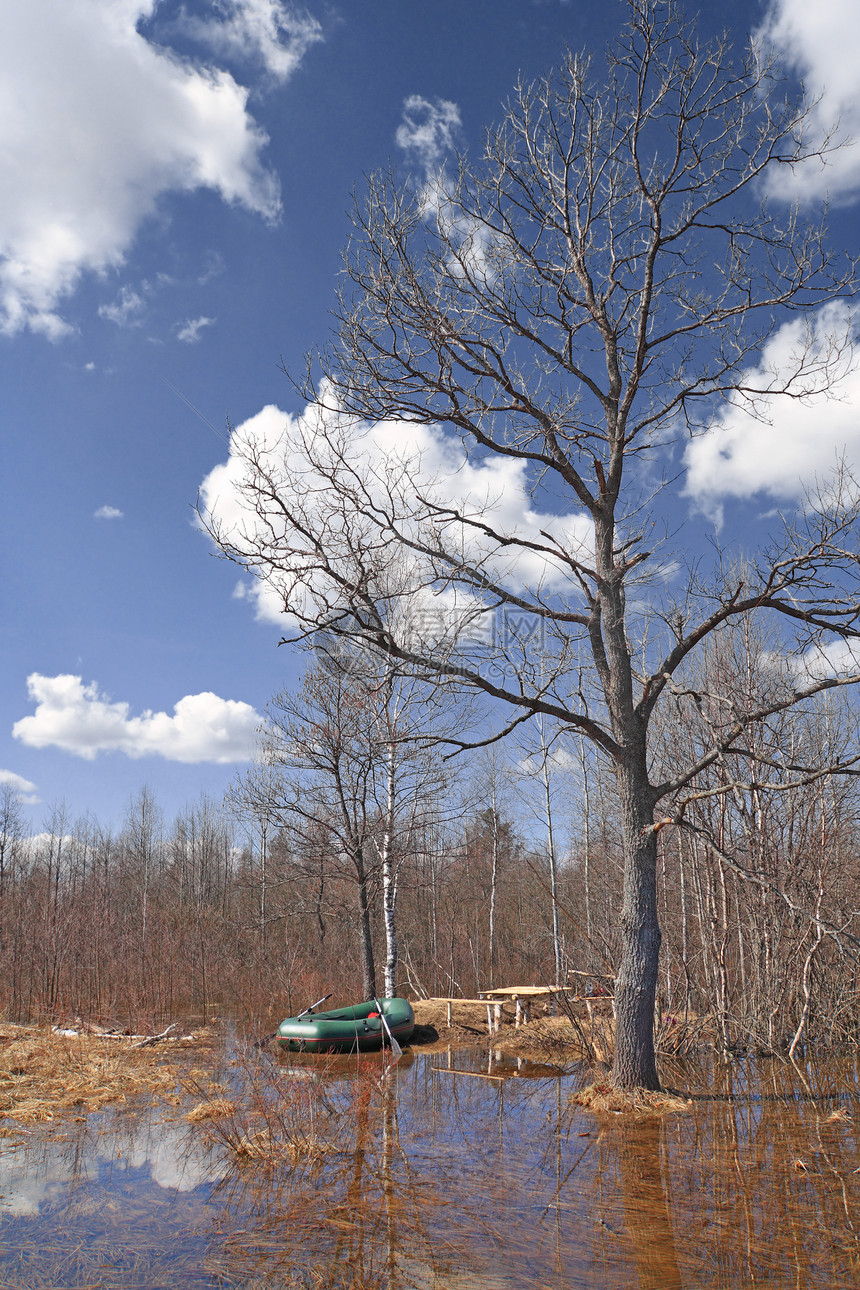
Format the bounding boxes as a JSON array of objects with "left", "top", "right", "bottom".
[
  {"left": 0, "top": 0, "right": 310, "bottom": 337},
  {"left": 395, "top": 96, "right": 462, "bottom": 173},
  {"left": 683, "top": 303, "right": 860, "bottom": 522},
  {"left": 0, "top": 769, "right": 39, "bottom": 805},
  {"left": 789, "top": 637, "right": 860, "bottom": 681},
  {"left": 0, "top": 768, "right": 36, "bottom": 793},
  {"left": 13, "top": 674, "right": 262, "bottom": 764},
  {"left": 177, "top": 315, "right": 216, "bottom": 343},
  {"left": 94, "top": 504, "right": 124, "bottom": 520},
  {"left": 180, "top": 0, "right": 323, "bottom": 83},
  {"left": 198, "top": 398, "right": 594, "bottom": 630},
  {"left": 395, "top": 97, "right": 500, "bottom": 288},
  {"left": 98, "top": 285, "right": 147, "bottom": 327},
  {"left": 757, "top": 0, "right": 860, "bottom": 202}
]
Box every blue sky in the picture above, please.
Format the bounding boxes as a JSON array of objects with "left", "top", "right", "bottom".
[{"left": 2, "top": 0, "right": 859, "bottom": 830}]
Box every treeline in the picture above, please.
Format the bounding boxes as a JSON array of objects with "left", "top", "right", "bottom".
[
  {"left": 0, "top": 784, "right": 572, "bottom": 1026},
  {"left": 3, "top": 638, "right": 860, "bottom": 1056}
]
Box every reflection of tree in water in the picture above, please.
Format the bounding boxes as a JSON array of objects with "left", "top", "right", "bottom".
[
  {"left": 616, "top": 1121, "right": 682, "bottom": 1290},
  {"left": 206, "top": 1059, "right": 492, "bottom": 1289},
  {"left": 5, "top": 1054, "right": 860, "bottom": 1286},
  {"left": 587, "top": 1056, "right": 860, "bottom": 1288},
  {"left": 196, "top": 1051, "right": 860, "bottom": 1288}
]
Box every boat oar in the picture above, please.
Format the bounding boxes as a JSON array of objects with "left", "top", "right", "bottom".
[
  {"left": 374, "top": 998, "right": 402, "bottom": 1059},
  {"left": 254, "top": 993, "right": 332, "bottom": 1048},
  {"left": 297, "top": 993, "right": 332, "bottom": 1019}
]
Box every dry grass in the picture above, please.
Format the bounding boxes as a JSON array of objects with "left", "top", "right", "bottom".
[
  {"left": 410, "top": 998, "right": 493, "bottom": 1046},
  {"left": 228, "top": 1126, "right": 340, "bottom": 1165},
  {"left": 0, "top": 1022, "right": 208, "bottom": 1122},
  {"left": 492, "top": 1016, "right": 586, "bottom": 1064},
  {"left": 184, "top": 1047, "right": 354, "bottom": 1171},
  {"left": 571, "top": 1080, "right": 692, "bottom": 1116},
  {"left": 411, "top": 996, "right": 615, "bottom": 1062},
  {"left": 185, "top": 1096, "right": 237, "bottom": 1122}
]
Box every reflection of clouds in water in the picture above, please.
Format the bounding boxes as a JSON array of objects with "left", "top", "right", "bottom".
[
  {"left": 0, "top": 1112, "right": 225, "bottom": 1216},
  {"left": 123, "top": 1118, "right": 225, "bottom": 1192},
  {"left": 0, "top": 1146, "right": 70, "bottom": 1216}
]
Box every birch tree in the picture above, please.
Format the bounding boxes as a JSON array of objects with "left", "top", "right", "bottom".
[{"left": 238, "top": 653, "right": 450, "bottom": 1000}]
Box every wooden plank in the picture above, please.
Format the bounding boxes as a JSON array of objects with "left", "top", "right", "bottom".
[
  {"left": 480, "top": 985, "right": 567, "bottom": 998},
  {"left": 431, "top": 1066, "right": 506, "bottom": 1082},
  {"left": 424, "top": 997, "right": 490, "bottom": 1005}
]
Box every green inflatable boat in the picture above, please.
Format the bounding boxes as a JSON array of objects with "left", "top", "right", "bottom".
[{"left": 276, "top": 997, "right": 414, "bottom": 1054}]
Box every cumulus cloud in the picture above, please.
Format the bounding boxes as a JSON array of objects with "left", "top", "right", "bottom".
[
  {"left": 94, "top": 505, "right": 124, "bottom": 520},
  {"left": 180, "top": 0, "right": 323, "bottom": 83},
  {"left": 177, "top": 315, "right": 215, "bottom": 343},
  {"left": 13, "top": 674, "right": 262, "bottom": 764},
  {"left": 683, "top": 302, "right": 860, "bottom": 522},
  {"left": 0, "top": 0, "right": 320, "bottom": 337},
  {"left": 757, "top": 0, "right": 860, "bottom": 202},
  {"left": 198, "top": 398, "right": 594, "bottom": 636},
  {"left": 797, "top": 637, "right": 860, "bottom": 680}
]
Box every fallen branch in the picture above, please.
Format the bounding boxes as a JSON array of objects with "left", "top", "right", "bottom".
[
  {"left": 132, "top": 1023, "right": 178, "bottom": 1048},
  {"left": 51, "top": 1022, "right": 180, "bottom": 1046}
]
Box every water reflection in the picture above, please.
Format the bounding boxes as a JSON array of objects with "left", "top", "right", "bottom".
[
  {"left": 2, "top": 1049, "right": 860, "bottom": 1287},
  {"left": 0, "top": 1109, "right": 224, "bottom": 1216}
]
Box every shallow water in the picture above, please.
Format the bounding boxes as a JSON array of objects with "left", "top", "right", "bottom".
[{"left": 2, "top": 1045, "right": 860, "bottom": 1288}]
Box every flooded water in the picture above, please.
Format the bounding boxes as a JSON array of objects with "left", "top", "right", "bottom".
[{"left": 2, "top": 1044, "right": 860, "bottom": 1288}]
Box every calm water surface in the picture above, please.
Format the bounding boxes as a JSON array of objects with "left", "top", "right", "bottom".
[{"left": 1, "top": 1044, "right": 860, "bottom": 1288}]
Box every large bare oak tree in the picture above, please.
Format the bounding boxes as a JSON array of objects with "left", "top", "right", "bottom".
[{"left": 203, "top": 0, "right": 860, "bottom": 1088}]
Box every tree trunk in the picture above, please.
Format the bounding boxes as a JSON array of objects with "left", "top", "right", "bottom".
[
  {"left": 488, "top": 785, "right": 498, "bottom": 989},
  {"left": 579, "top": 733, "right": 593, "bottom": 970},
  {"left": 356, "top": 858, "right": 377, "bottom": 1000},
  {"left": 611, "top": 763, "right": 661, "bottom": 1090},
  {"left": 381, "top": 739, "right": 398, "bottom": 997},
  {"left": 539, "top": 718, "right": 562, "bottom": 986}
]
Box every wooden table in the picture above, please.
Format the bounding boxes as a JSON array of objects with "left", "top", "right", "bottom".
[
  {"left": 428, "top": 997, "right": 501, "bottom": 1034},
  {"left": 478, "top": 985, "right": 569, "bottom": 1031}
]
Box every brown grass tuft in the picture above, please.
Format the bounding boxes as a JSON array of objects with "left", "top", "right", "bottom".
[
  {"left": 571, "top": 1081, "right": 692, "bottom": 1116},
  {"left": 185, "top": 1097, "right": 237, "bottom": 1122},
  {"left": 225, "top": 1125, "right": 339, "bottom": 1165}
]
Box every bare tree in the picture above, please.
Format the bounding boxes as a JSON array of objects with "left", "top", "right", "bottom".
[
  {"left": 0, "top": 782, "right": 24, "bottom": 959},
  {"left": 203, "top": 2, "right": 860, "bottom": 1087},
  {"left": 237, "top": 652, "right": 451, "bottom": 1000}
]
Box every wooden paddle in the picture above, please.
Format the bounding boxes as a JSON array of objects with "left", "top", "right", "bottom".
[{"left": 374, "top": 997, "right": 403, "bottom": 1059}]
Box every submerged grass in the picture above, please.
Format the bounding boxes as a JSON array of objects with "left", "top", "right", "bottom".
[
  {"left": 183, "top": 1044, "right": 365, "bottom": 1169},
  {"left": 4, "top": 1039, "right": 860, "bottom": 1288}
]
